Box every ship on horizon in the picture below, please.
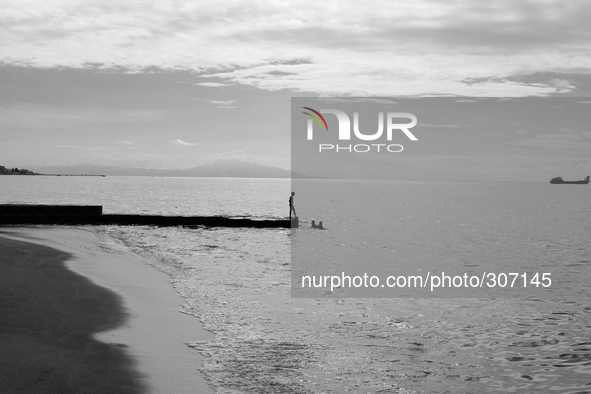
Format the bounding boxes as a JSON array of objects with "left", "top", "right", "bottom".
[{"left": 549, "top": 175, "right": 590, "bottom": 184}]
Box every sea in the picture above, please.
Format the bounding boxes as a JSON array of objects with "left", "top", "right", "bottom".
[{"left": 1, "top": 175, "right": 591, "bottom": 394}]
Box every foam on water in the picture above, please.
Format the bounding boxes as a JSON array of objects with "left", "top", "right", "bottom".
[{"left": 95, "top": 223, "right": 591, "bottom": 394}]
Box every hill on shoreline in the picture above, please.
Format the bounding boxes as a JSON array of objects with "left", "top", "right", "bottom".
[
  {"left": 0, "top": 165, "right": 39, "bottom": 175},
  {"left": 27, "top": 160, "right": 318, "bottom": 179}
]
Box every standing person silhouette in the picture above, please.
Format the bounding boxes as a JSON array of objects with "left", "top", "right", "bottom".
[{"left": 289, "top": 191, "right": 297, "bottom": 219}]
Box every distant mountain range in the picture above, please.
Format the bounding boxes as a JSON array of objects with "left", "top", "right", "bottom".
[{"left": 28, "top": 160, "right": 318, "bottom": 179}]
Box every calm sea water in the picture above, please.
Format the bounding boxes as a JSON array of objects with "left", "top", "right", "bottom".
[
  {"left": 2, "top": 176, "right": 590, "bottom": 393},
  {"left": 292, "top": 179, "right": 591, "bottom": 299},
  {"left": 0, "top": 176, "right": 289, "bottom": 217}
]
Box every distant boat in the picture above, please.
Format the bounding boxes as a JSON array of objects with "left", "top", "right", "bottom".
[{"left": 549, "top": 175, "right": 590, "bottom": 184}]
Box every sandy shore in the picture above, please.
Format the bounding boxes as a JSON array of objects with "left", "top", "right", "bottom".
[{"left": 0, "top": 227, "right": 213, "bottom": 394}]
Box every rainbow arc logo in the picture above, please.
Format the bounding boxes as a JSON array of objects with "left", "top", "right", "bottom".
[{"left": 301, "top": 107, "right": 328, "bottom": 131}]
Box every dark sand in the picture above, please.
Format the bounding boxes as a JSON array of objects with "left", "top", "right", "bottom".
[
  {"left": 0, "top": 233, "right": 144, "bottom": 393},
  {"left": 0, "top": 228, "right": 213, "bottom": 394}
]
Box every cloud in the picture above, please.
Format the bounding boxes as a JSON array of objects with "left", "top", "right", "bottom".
[
  {"left": 549, "top": 78, "right": 574, "bottom": 89},
  {"left": 208, "top": 100, "right": 235, "bottom": 105},
  {"left": 195, "top": 82, "right": 233, "bottom": 87},
  {"left": 170, "top": 138, "right": 196, "bottom": 146},
  {"left": 0, "top": 104, "right": 166, "bottom": 128},
  {"left": 1, "top": 1, "right": 590, "bottom": 96},
  {"left": 55, "top": 145, "right": 117, "bottom": 151},
  {"left": 418, "top": 123, "right": 460, "bottom": 128},
  {"left": 116, "top": 140, "right": 135, "bottom": 145},
  {"left": 55, "top": 143, "right": 138, "bottom": 150},
  {"left": 577, "top": 101, "right": 591, "bottom": 104},
  {"left": 314, "top": 98, "right": 398, "bottom": 105},
  {"left": 192, "top": 99, "right": 237, "bottom": 108},
  {"left": 509, "top": 133, "right": 591, "bottom": 150}
]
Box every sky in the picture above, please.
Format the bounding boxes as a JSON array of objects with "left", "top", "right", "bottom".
[
  {"left": 1, "top": 0, "right": 591, "bottom": 181},
  {"left": 292, "top": 97, "right": 591, "bottom": 181}
]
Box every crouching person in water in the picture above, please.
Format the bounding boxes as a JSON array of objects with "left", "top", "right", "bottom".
[
  {"left": 310, "top": 220, "right": 318, "bottom": 229},
  {"left": 318, "top": 221, "right": 325, "bottom": 229}
]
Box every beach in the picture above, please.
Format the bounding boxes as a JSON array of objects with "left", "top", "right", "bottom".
[{"left": 0, "top": 227, "right": 213, "bottom": 394}]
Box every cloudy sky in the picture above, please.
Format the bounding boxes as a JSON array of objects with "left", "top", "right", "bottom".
[
  {"left": 1, "top": 0, "right": 591, "bottom": 180},
  {"left": 292, "top": 97, "right": 591, "bottom": 181}
]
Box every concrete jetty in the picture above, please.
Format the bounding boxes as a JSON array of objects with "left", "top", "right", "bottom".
[
  {"left": 0, "top": 174, "right": 106, "bottom": 177},
  {"left": 0, "top": 205, "right": 298, "bottom": 229}
]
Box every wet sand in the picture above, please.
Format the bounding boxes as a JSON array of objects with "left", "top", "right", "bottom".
[{"left": 0, "top": 227, "right": 213, "bottom": 394}]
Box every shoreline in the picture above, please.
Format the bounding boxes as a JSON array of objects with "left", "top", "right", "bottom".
[{"left": 0, "top": 226, "right": 213, "bottom": 394}]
